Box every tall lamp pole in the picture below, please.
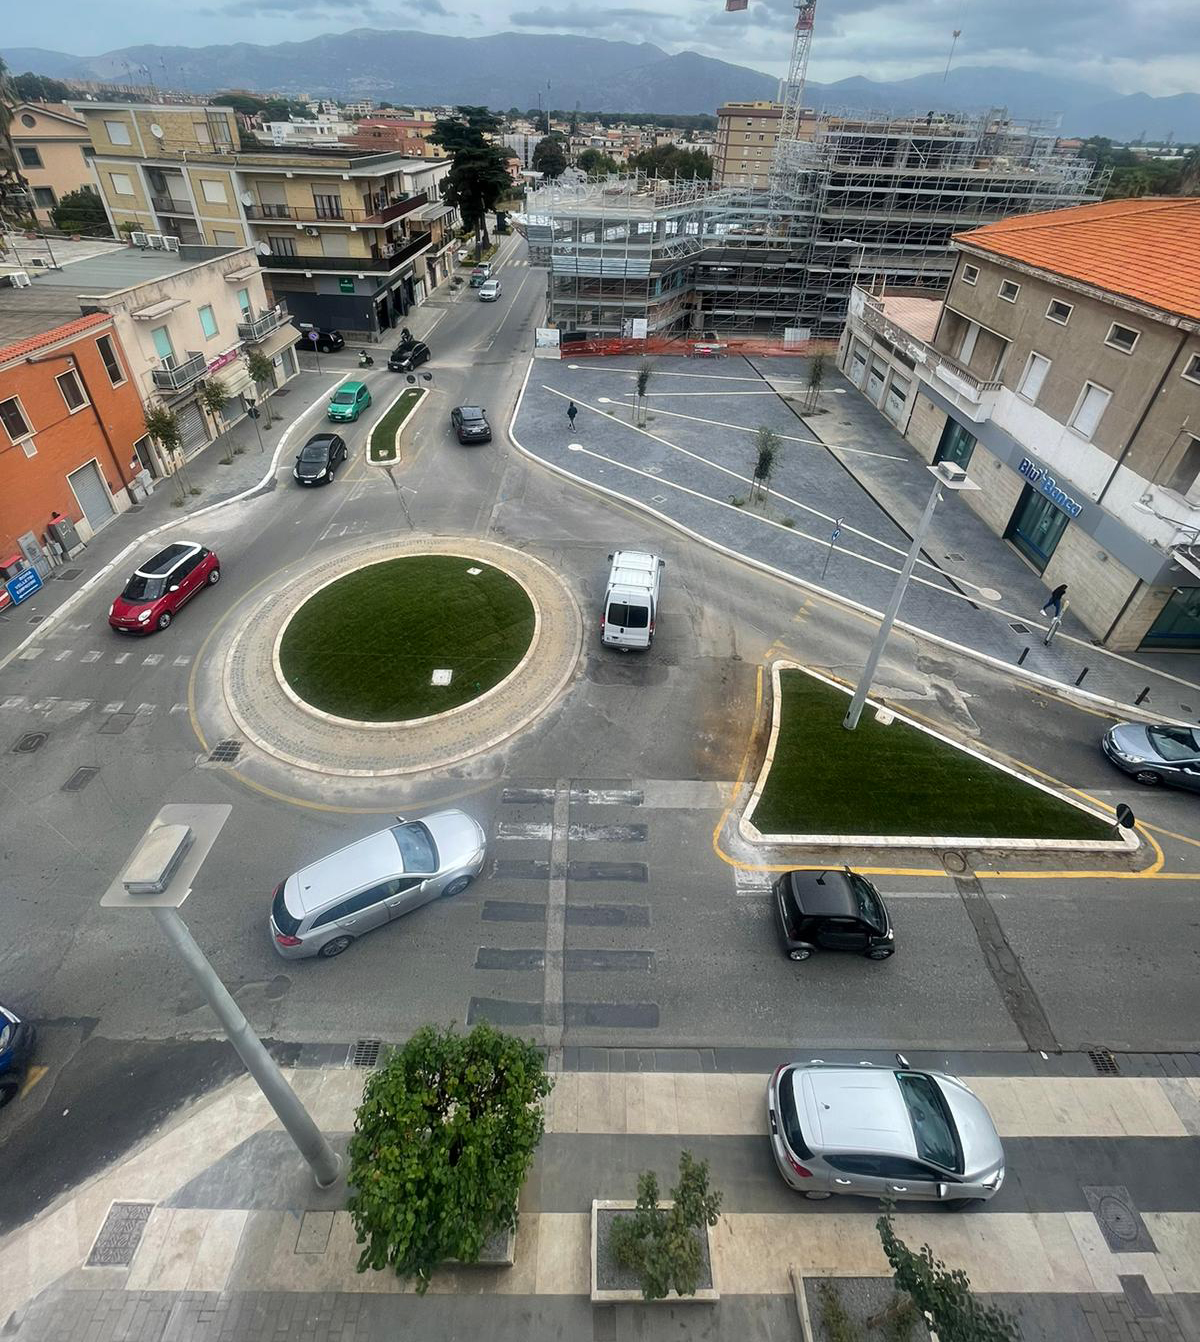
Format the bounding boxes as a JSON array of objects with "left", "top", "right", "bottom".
[
  {"left": 102, "top": 806, "right": 342, "bottom": 1189},
  {"left": 843, "top": 461, "right": 979, "bottom": 731}
]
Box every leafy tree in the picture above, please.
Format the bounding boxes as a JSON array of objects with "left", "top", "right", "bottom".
[
  {"left": 804, "top": 351, "right": 826, "bottom": 413},
  {"left": 199, "top": 376, "right": 233, "bottom": 462},
  {"left": 439, "top": 148, "right": 511, "bottom": 251},
  {"left": 348, "top": 1023, "right": 552, "bottom": 1293},
  {"left": 576, "top": 148, "right": 621, "bottom": 176},
  {"left": 50, "top": 187, "right": 108, "bottom": 234},
  {"left": 245, "top": 349, "right": 276, "bottom": 426},
  {"left": 635, "top": 360, "right": 653, "bottom": 426},
  {"left": 627, "top": 144, "right": 712, "bottom": 181},
  {"left": 751, "top": 425, "right": 781, "bottom": 504},
  {"left": 11, "top": 71, "right": 73, "bottom": 103},
  {"left": 532, "top": 135, "right": 567, "bottom": 179},
  {"left": 609, "top": 1151, "right": 722, "bottom": 1301},
  {"left": 144, "top": 404, "right": 188, "bottom": 501},
  {"left": 876, "top": 1210, "right": 1020, "bottom": 1342}
]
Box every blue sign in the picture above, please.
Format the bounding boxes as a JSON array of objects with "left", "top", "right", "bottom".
[
  {"left": 307, "top": 330, "right": 320, "bottom": 343},
  {"left": 5, "top": 567, "right": 42, "bottom": 606},
  {"left": 1018, "top": 457, "right": 1082, "bottom": 519}
]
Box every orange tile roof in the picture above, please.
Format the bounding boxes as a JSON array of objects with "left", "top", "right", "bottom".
[
  {"left": 0, "top": 311, "right": 112, "bottom": 367},
  {"left": 954, "top": 197, "right": 1200, "bottom": 323}
]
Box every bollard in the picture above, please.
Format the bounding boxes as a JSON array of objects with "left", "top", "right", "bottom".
[
  {"left": 1075, "top": 667, "right": 1089, "bottom": 687},
  {"left": 1017, "top": 646, "right": 1030, "bottom": 666},
  {"left": 1135, "top": 687, "right": 1150, "bottom": 705}
]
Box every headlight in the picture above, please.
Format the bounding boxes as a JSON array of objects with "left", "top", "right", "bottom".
[
  {"left": 982, "top": 1170, "right": 1004, "bottom": 1190},
  {"left": 109, "top": 602, "right": 116, "bottom": 616},
  {"left": 137, "top": 610, "right": 152, "bottom": 623},
  {"left": 318, "top": 467, "right": 327, "bottom": 478}
]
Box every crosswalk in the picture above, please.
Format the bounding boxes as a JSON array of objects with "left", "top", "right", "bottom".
[{"left": 12, "top": 645, "right": 190, "bottom": 668}]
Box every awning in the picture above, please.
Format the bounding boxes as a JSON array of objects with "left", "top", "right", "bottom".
[
  {"left": 224, "top": 265, "right": 259, "bottom": 283},
  {"left": 255, "top": 323, "right": 300, "bottom": 361},
  {"left": 217, "top": 359, "right": 253, "bottom": 398},
  {"left": 412, "top": 202, "right": 454, "bottom": 223},
  {"left": 131, "top": 297, "right": 187, "bottom": 321}
]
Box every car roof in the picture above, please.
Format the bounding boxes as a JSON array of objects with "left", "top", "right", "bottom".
[
  {"left": 292, "top": 828, "right": 400, "bottom": 914},
  {"left": 794, "top": 1067, "right": 918, "bottom": 1159},
  {"left": 457, "top": 405, "right": 485, "bottom": 417},
  {"left": 136, "top": 542, "right": 200, "bottom": 577},
  {"left": 785, "top": 870, "right": 859, "bottom": 919},
  {"left": 338, "top": 380, "right": 367, "bottom": 392},
  {"left": 303, "top": 433, "right": 338, "bottom": 447}
]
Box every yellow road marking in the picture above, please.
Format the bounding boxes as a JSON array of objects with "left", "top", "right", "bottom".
[{"left": 19, "top": 1065, "right": 48, "bottom": 1098}]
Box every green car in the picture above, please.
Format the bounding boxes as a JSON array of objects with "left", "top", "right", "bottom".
[{"left": 328, "top": 381, "right": 371, "bottom": 423}]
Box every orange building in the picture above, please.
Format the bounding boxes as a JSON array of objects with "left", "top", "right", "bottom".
[
  {"left": 0, "top": 313, "right": 145, "bottom": 576},
  {"left": 340, "top": 120, "right": 444, "bottom": 158}
]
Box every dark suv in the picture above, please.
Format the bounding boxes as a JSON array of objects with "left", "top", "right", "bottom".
[
  {"left": 773, "top": 868, "right": 894, "bottom": 962},
  {"left": 450, "top": 405, "right": 491, "bottom": 444},
  {"left": 295, "top": 326, "right": 345, "bottom": 354}
]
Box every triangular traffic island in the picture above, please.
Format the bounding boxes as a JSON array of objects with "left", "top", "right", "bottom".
[{"left": 741, "top": 663, "right": 1134, "bottom": 852}]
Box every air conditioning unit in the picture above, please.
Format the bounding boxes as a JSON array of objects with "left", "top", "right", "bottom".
[
  {"left": 162, "top": 236, "right": 180, "bottom": 252},
  {"left": 147, "top": 233, "right": 166, "bottom": 250},
  {"left": 130, "top": 230, "right": 150, "bottom": 247},
  {"left": 9, "top": 271, "right": 31, "bottom": 288},
  {"left": 305, "top": 227, "right": 320, "bottom": 237},
  {"left": 27, "top": 257, "right": 49, "bottom": 269}
]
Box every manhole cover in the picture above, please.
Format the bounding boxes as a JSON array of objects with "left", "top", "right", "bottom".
[
  {"left": 1083, "top": 1186, "right": 1157, "bottom": 1253},
  {"left": 1009, "top": 622, "right": 1030, "bottom": 635},
  {"left": 62, "top": 766, "right": 99, "bottom": 792},
  {"left": 978, "top": 587, "right": 1002, "bottom": 602},
  {"left": 208, "top": 739, "right": 242, "bottom": 763},
  {"left": 1088, "top": 1046, "right": 1120, "bottom": 1075},
  {"left": 86, "top": 1202, "right": 154, "bottom": 1267},
  {"left": 27, "top": 614, "right": 44, "bottom": 624},
  {"left": 945, "top": 552, "right": 965, "bottom": 562},
  {"left": 13, "top": 732, "right": 47, "bottom": 753},
  {"left": 348, "top": 1039, "right": 382, "bottom": 1068},
  {"left": 941, "top": 849, "right": 968, "bottom": 873},
  {"left": 55, "top": 568, "right": 83, "bottom": 581}
]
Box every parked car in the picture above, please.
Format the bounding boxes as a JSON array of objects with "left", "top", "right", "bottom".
[
  {"left": 1102, "top": 722, "right": 1200, "bottom": 791},
  {"left": 767, "top": 1060, "right": 1005, "bottom": 1206},
  {"left": 327, "top": 381, "right": 371, "bottom": 422},
  {"left": 450, "top": 405, "right": 492, "bottom": 444},
  {"left": 0, "top": 1001, "right": 35, "bottom": 1107},
  {"left": 294, "top": 433, "right": 347, "bottom": 485},
  {"left": 773, "top": 868, "right": 894, "bottom": 962},
  {"left": 109, "top": 542, "right": 220, "bottom": 634},
  {"left": 294, "top": 326, "right": 345, "bottom": 355},
  {"left": 478, "top": 279, "right": 502, "bottom": 302},
  {"left": 469, "top": 265, "right": 491, "bottom": 287},
  {"left": 388, "top": 341, "right": 431, "bottom": 373},
  {"left": 269, "top": 810, "right": 487, "bottom": 959}
]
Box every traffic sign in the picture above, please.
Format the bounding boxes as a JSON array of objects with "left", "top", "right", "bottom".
[
  {"left": 5, "top": 566, "right": 43, "bottom": 606},
  {"left": 307, "top": 330, "right": 320, "bottom": 343}
]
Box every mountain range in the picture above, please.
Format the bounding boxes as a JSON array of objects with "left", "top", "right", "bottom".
[{"left": 4, "top": 30, "right": 1199, "bottom": 140}]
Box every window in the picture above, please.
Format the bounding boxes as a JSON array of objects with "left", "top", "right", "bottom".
[
  {"left": 110, "top": 172, "right": 135, "bottom": 196},
  {"left": 1166, "top": 436, "right": 1200, "bottom": 496},
  {"left": 775, "top": 1074, "right": 814, "bottom": 1159},
  {"left": 957, "top": 320, "right": 980, "bottom": 364},
  {"left": 200, "top": 178, "right": 227, "bottom": 204},
  {"left": 312, "top": 192, "right": 343, "bottom": 219},
  {"left": 18, "top": 146, "right": 42, "bottom": 168},
  {"left": 271, "top": 885, "right": 301, "bottom": 937},
  {"left": 896, "top": 1072, "right": 961, "bottom": 1171},
  {"left": 1105, "top": 322, "right": 1140, "bottom": 354},
  {"left": 311, "top": 878, "right": 408, "bottom": 929},
  {"left": 1018, "top": 352, "right": 1051, "bottom": 403},
  {"left": 1183, "top": 353, "right": 1200, "bottom": 385},
  {"left": 236, "top": 287, "right": 252, "bottom": 316},
  {"left": 20, "top": 114, "right": 36, "bottom": 129},
  {"left": 33, "top": 187, "right": 56, "bottom": 208},
  {"left": 266, "top": 234, "right": 297, "bottom": 256},
  {"left": 607, "top": 601, "right": 649, "bottom": 629},
  {"left": 0, "top": 396, "right": 32, "bottom": 442},
  {"left": 81, "top": 145, "right": 95, "bottom": 161},
  {"left": 934, "top": 419, "right": 977, "bottom": 469},
  {"left": 193, "top": 122, "right": 212, "bottom": 147},
  {"left": 198, "top": 305, "right": 219, "bottom": 339},
  {"left": 151, "top": 325, "right": 176, "bottom": 365},
  {"left": 56, "top": 369, "right": 88, "bottom": 412},
  {"left": 998, "top": 279, "right": 1020, "bottom": 302},
  {"left": 96, "top": 334, "right": 125, "bottom": 386},
  {"left": 1069, "top": 381, "right": 1112, "bottom": 439},
  {"left": 1046, "top": 299, "right": 1073, "bottom": 324},
  {"left": 961, "top": 263, "right": 979, "bottom": 285},
  {"left": 103, "top": 119, "right": 132, "bottom": 146},
  {"left": 391, "top": 821, "right": 438, "bottom": 874}
]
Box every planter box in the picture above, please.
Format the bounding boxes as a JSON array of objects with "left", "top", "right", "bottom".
[
  {"left": 590, "top": 1200, "right": 718, "bottom": 1304},
  {"left": 807, "top": 1276, "right": 931, "bottom": 1342}
]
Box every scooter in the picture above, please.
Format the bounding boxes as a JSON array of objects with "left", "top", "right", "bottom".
[{"left": 358, "top": 350, "right": 374, "bottom": 368}]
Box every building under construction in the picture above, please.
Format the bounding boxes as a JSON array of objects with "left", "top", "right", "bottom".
[{"left": 518, "top": 107, "right": 1104, "bottom": 341}]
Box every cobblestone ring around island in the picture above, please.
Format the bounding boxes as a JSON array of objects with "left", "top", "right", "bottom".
[{"left": 221, "top": 537, "right": 584, "bottom": 777}]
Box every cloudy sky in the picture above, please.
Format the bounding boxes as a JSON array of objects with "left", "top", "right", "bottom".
[{"left": 7, "top": 0, "right": 1197, "bottom": 96}]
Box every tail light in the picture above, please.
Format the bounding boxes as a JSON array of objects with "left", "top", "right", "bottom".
[
  {"left": 600, "top": 614, "right": 605, "bottom": 631},
  {"left": 274, "top": 932, "right": 302, "bottom": 947},
  {"left": 786, "top": 1155, "right": 813, "bottom": 1178}
]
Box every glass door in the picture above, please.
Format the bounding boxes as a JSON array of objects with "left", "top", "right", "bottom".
[
  {"left": 1005, "top": 483, "right": 1069, "bottom": 573},
  {"left": 1141, "top": 589, "right": 1200, "bottom": 649},
  {"left": 934, "top": 419, "right": 977, "bottom": 469}
]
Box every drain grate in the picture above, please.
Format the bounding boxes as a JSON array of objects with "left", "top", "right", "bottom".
[
  {"left": 1009, "top": 621, "right": 1031, "bottom": 635},
  {"left": 86, "top": 1202, "right": 155, "bottom": 1267},
  {"left": 13, "top": 732, "right": 47, "bottom": 753},
  {"left": 55, "top": 567, "right": 83, "bottom": 581},
  {"left": 945, "top": 552, "right": 965, "bottom": 562},
  {"left": 62, "top": 766, "right": 100, "bottom": 792},
  {"left": 1088, "top": 1046, "right": 1120, "bottom": 1076},
  {"left": 348, "top": 1039, "right": 382, "bottom": 1068},
  {"left": 27, "top": 614, "right": 44, "bottom": 624},
  {"left": 208, "top": 739, "right": 242, "bottom": 764},
  {"left": 273, "top": 387, "right": 292, "bottom": 397}
]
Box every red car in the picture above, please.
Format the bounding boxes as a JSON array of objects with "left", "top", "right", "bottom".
[{"left": 109, "top": 542, "right": 220, "bottom": 634}]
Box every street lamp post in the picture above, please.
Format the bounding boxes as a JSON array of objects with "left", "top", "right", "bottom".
[
  {"left": 843, "top": 461, "right": 979, "bottom": 731},
  {"left": 102, "top": 805, "right": 342, "bottom": 1188}
]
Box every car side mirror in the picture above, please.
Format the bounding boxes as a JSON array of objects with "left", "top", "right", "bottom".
[{"left": 169, "top": 585, "right": 180, "bottom": 592}]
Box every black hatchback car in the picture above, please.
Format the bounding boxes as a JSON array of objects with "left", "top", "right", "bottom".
[
  {"left": 293, "top": 433, "right": 347, "bottom": 485},
  {"left": 773, "top": 868, "right": 894, "bottom": 962},
  {"left": 451, "top": 405, "right": 491, "bottom": 444},
  {"left": 294, "top": 326, "right": 345, "bottom": 354},
  {"left": 389, "top": 340, "right": 431, "bottom": 373}
]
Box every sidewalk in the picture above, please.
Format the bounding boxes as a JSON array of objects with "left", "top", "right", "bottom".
[{"left": 4, "top": 1062, "right": 1200, "bottom": 1340}]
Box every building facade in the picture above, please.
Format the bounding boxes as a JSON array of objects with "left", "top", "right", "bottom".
[
  {"left": 843, "top": 197, "right": 1200, "bottom": 651},
  {"left": 8, "top": 103, "right": 95, "bottom": 224},
  {"left": 713, "top": 102, "right": 784, "bottom": 188},
  {"left": 75, "top": 103, "right": 453, "bottom": 338}
]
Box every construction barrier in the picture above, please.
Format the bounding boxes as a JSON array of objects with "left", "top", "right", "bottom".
[{"left": 560, "top": 336, "right": 839, "bottom": 360}]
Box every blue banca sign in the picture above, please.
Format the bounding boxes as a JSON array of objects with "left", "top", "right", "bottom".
[
  {"left": 5, "top": 566, "right": 43, "bottom": 606},
  {"left": 1018, "top": 457, "right": 1082, "bottom": 519}
]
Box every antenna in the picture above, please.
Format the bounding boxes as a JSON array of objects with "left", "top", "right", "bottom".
[{"left": 256, "top": 242, "right": 271, "bottom": 255}]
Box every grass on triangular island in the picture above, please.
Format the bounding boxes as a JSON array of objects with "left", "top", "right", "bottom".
[
  {"left": 750, "top": 669, "right": 1114, "bottom": 842},
  {"left": 368, "top": 387, "right": 424, "bottom": 463}
]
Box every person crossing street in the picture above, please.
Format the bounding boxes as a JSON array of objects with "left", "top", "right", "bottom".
[
  {"left": 567, "top": 401, "right": 578, "bottom": 429},
  {"left": 1041, "top": 583, "right": 1068, "bottom": 619}
]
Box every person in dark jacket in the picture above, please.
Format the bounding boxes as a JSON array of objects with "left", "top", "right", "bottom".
[{"left": 1041, "top": 583, "right": 1068, "bottom": 618}]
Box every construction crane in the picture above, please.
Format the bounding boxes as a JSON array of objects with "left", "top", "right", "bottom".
[{"left": 778, "top": 1, "right": 818, "bottom": 143}]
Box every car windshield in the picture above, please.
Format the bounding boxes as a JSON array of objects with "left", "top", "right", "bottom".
[
  {"left": 272, "top": 884, "right": 301, "bottom": 936},
  {"left": 850, "top": 875, "right": 886, "bottom": 933},
  {"left": 608, "top": 602, "right": 649, "bottom": 629},
  {"left": 777, "top": 1073, "right": 814, "bottom": 1158},
  {"left": 896, "top": 1072, "right": 962, "bottom": 1172},
  {"left": 332, "top": 391, "right": 356, "bottom": 405},
  {"left": 461, "top": 408, "right": 484, "bottom": 420},
  {"left": 122, "top": 573, "right": 166, "bottom": 602},
  {"left": 1146, "top": 726, "right": 1200, "bottom": 761},
  {"left": 300, "top": 442, "right": 330, "bottom": 461},
  {"left": 391, "top": 822, "right": 438, "bottom": 874}
]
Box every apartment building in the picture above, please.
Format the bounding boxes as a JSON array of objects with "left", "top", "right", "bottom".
[
  {"left": 263, "top": 119, "right": 353, "bottom": 148},
  {"left": 842, "top": 197, "right": 1200, "bottom": 650},
  {"left": 502, "top": 134, "right": 543, "bottom": 171},
  {"left": 76, "top": 103, "right": 453, "bottom": 337},
  {"left": 341, "top": 120, "right": 442, "bottom": 159},
  {"left": 8, "top": 103, "right": 95, "bottom": 224},
  {"left": 713, "top": 101, "right": 784, "bottom": 188}
]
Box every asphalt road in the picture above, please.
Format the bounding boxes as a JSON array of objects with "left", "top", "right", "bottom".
[{"left": 2, "top": 233, "right": 1199, "bottom": 1184}]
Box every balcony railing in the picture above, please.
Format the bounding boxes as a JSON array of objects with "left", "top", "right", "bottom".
[
  {"left": 243, "top": 191, "right": 428, "bottom": 225},
  {"left": 258, "top": 231, "right": 433, "bottom": 273},
  {"left": 152, "top": 195, "right": 194, "bottom": 215},
  {"left": 151, "top": 351, "right": 206, "bottom": 391},
  {"left": 236, "top": 302, "right": 289, "bottom": 343}
]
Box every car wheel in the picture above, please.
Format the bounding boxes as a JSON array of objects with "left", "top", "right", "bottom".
[
  {"left": 0, "top": 1080, "right": 19, "bottom": 1108},
  {"left": 788, "top": 947, "right": 813, "bottom": 961},
  {"left": 803, "top": 1190, "right": 832, "bottom": 1200},
  {"left": 945, "top": 1197, "right": 984, "bottom": 1211},
  {"left": 867, "top": 948, "right": 894, "bottom": 960},
  {"left": 318, "top": 936, "right": 353, "bottom": 959},
  {"left": 1134, "top": 769, "right": 1163, "bottom": 786},
  {"left": 328, "top": 466, "right": 336, "bottom": 482},
  {"left": 442, "top": 875, "right": 473, "bottom": 898},
  {"left": 156, "top": 611, "right": 172, "bottom": 630},
  {"left": 207, "top": 568, "right": 221, "bottom": 586}
]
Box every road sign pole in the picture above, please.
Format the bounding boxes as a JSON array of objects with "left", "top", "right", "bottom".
[{"left": 820, "top": 517, "right": 842, "bottom": 583}]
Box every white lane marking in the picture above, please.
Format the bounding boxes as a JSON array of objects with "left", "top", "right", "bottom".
[
  {"left": 142, "top": 654, "right": 163, "bottom": 666},
  {"left": 134, "top": 702, "right": 156, "bottom": 716},
  {"left": 564, "top": 364, "right": 775, "bottom": 383},
  {"left": 170, "top": 702, "right": 189, "bottom": 714},
  {"left": 173, "top": 656, "right": 191, "bottom": 667},
  {"left": 32, "top": 698, "right": 59, "bottom": 710},
  {"left": 114, "top": 653, "right": 131, "bottom": 664},
  {"left": 81, "top": 651, "right": 102, "bottom": 663},
  {"left": 497, "top": 821, "right": 552, "bottom": 841},
  {"left": 53, "top": 650, "right": 71, "bottom": 661},
  {"left": 17, "top": 648, "right": 43, "bottom": 660},
  {"left": 544, "top": 780, "right": 569, "bottom": 1065},
  {"left": 102, "top": 701, "right": 124, "bottom": 713},
  {"left": 0, "top": 695, "right": 27, "bottom": 709}
]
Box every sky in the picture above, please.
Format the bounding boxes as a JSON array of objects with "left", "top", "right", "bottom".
[{"left": 6, "top": 0, "right": 1199, "bottom": 97}]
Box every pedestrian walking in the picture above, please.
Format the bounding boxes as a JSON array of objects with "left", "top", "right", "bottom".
[
  {"left": 567, "top": 401, "right": 578, "bottom": 429},
  {"left": 1041, "top": 583, "right": 1068, "bottom": 619}
]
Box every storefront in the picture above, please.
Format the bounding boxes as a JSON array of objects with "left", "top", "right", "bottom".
[
  {"left": 933, "top": 419, "right": 977, "bottom": 470},
  {"left": 1141, "top": 588, "right": 1200, "bottom": 649},
  {"left": 1005, "top": 483, "right": 1072, "bottom": 573}
]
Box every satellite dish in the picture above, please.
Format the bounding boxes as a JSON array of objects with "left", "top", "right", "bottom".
[
  {"left": 256, "top": 242, "right": 271, "bottom": 256},
  {"left": 149, "top": 123, "right": 165, "bottom": 139},
  {"left": 240, "top": 191, "right": 254, "bottom": 206}
]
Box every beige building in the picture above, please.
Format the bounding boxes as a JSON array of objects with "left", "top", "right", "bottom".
[
  {"left": 840, "top": 197, "right": 1200, "bottom": 650},
  {"left": 714, "top": 102, "right": 783, "bottom": 188},
  {"left": 8, "top": 103, "right": 97, "bottom": 225},
  {"left": 75, "top": 102, "right": 455, "bottom": 339}
]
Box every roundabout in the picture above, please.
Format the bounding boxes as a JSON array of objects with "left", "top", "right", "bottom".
[{"left": 217, "top": 537, "right": 583, "bottom": 777}]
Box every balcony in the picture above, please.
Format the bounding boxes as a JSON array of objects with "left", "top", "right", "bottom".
[
  {"left": 151, "top": 351, "right": 206, "bottom": 392},
  {"left": 236, "top": 302, "right": 289, "bottom": 343},
  {"left": 243, "top": 191, "right": 428, "bottom": 225},
  {"left": 152, "top": 195, "right": 194, "bottom": 215},
  {"left": 258, "top": 232, "right": 433, "bottom": 274}
]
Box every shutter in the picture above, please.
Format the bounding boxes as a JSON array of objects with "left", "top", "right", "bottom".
[
  {"left": 67, "top": 461, "right": 116, "bottom": 532},
  {"left": 176, "top": 401, "right": 209, "bottom": 456}
]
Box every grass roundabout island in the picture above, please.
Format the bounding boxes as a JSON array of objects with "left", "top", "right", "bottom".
[{"left": 277, "top": 555, "right": 536, "bottom": 722}]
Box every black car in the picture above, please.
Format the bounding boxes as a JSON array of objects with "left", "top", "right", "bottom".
[
  {"left": 294, "top": 326, "right": 345, "bottom": 355},
  {"left": 293, "top": 433, "right": 348, "bottom": 485},
  {"left": 773, "top": 868, "right": 894, "bottom": 962},
  {"left": 389, "top": 340, "right": 431, "bottom": 373},
  {"left": 450, "top": 405, "right": 491, "bottom": 444},
  {"left": 0, "top": 1001, "right": 35, "bottom": 1108}
]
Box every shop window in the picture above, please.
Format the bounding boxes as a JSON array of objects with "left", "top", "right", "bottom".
[{"left": 1005, "top": 485, "right": 1069, "bottom": 573}]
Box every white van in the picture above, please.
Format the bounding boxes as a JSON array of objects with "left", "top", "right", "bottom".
[{"left": 601, "top": 550, "right": 664, "bottom": 650}]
